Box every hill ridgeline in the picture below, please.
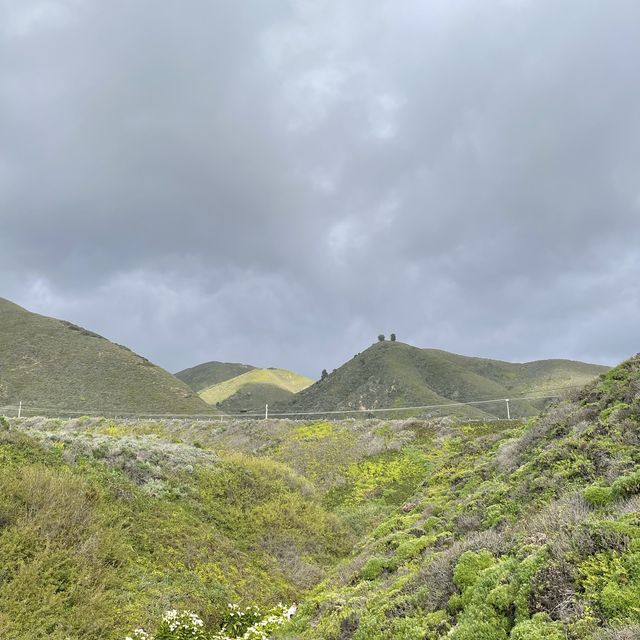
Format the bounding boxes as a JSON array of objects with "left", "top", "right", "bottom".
[
  {"left": 174, "top": 360, "right": 257, "bottom": 392},
  {"left": 184, "top": 365, "right": 314, "bottom": 412},
  {"left": 281, "top": 340, "right": 608, "bottom": 418}
]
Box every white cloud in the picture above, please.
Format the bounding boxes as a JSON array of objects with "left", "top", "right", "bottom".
[{"left": 1, "top": 0, "right": 639, "bottom": 375}]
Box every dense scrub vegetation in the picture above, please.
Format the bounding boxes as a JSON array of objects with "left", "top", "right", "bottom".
[
  {"left": 276, "top": 354, "right": 640, "bottom": 639},
  {"left": 0, "top": 353, "right": 637, "bottom": 638},
  {"left": 0, "top": 422, "right": 348, "bottom": 638},
  {"left": 0, "top": 414, "right": 447, "bottom": 638}
]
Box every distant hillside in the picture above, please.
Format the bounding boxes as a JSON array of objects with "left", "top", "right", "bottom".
[
  {"left": 175, "top": 360, "right": 256, "bottom": 392},
  {"left": 0, "top": 297, "right": 212, "bottom": 415},
  {"left": 281, "top": 341, "right": 609, "bottom": 418},
  {"left": 198, "top": 367, "right": 314, "bottom": 413}
]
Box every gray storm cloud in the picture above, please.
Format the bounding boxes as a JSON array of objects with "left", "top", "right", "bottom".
[{"left": 1, "top": 0, "right": 639, "bottom": 377}]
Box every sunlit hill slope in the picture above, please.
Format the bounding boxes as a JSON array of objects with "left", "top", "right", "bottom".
[{"left": 198, "top": 367, "right": 314, "bottom": 412}]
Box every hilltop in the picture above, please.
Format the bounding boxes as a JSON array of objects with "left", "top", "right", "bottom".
[
  {"left": 0, "top": 297, "right": 212, "bottom": 415},
  {"left": 175, "top": 360, "right": 256, "bottom": 392},
  {"left": 282, "top": 341, "right": 608, "bottom": 418},
  {"left": 198, "top": 367, "right": 314, "bottom": 412}
]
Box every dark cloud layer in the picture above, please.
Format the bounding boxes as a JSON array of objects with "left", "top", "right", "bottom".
[{"left": 1, "top": 0, "right": 639, "bottom": 377}]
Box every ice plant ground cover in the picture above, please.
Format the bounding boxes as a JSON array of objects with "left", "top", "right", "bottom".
[{"left": 125, "top": 605, "right": 296, "bottom": 640}]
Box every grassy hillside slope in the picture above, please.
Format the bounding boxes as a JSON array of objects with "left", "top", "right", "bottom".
[
  {"left": 0, "top": 297, "right": 211, "bottom": 415},
  {"left": 282, "top": 341, "right": 608, "bottom": 419},
  {"left": 423, "top": 348, "right": 609, "bottom": 395},
  {"left": 278, "top": 354, "right": 640, "bottom": 639},
  {"left": 175, "top": 361, "right": 256, "bottom": 392},
  {"left": 199, "top": 368, "right": 313, "bottom": 412}
]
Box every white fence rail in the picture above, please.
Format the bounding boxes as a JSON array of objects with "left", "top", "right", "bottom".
[{"left": 0, "top": 391, "right": 568, "bottom": 422}]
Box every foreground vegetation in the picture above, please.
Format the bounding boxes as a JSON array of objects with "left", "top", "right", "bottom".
[
  {"left": 277, "top": 354, "right": 640, "bottom": 639},
  {"left": 0, "top": 353, "right": 637, "bottom": 638},
  {"left": 0, "top": 412, "right": 442, "bottom": 638}
]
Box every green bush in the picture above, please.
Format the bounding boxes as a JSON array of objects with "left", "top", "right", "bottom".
[
  {"left": 585, "top": 471, "right": 640, "bottom": 508},
  {"left": 483, "top": 504, "right": 508, "bottom": 528},
  {"left": 584, "top": 484, "right": 614, "bottom": 507},
  {"left": 612, "top": 470, "right": 640, "bottom": 500},
  {"left": 510, "top": 613, "right": 564, "bottom": 640},
  {"left": 448, "top": 617, "right": 507, "bottom": 640},
  {"left": 446, "top": 549, "right": 551, "bottom": 639},
  {"left": 453, "top": 550, "right": 496, "bottom": 591},
  {"left": 360, "top": 557, "right": 391, "bottom": 580},
  {"left": 580, "top": 551, "right": 640, "bottom": 623}
]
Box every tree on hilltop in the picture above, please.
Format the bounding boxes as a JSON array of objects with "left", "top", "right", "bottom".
[
  {"left": 390, "top": 333, "right": 396, "bottom": 342},
  {"left": 378, "top": 334, "right": 385, "bottom": 342}
]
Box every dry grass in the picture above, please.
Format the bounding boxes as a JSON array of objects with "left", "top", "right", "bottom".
[{"left": 596, "top": 626, "right": 640, "bottom": 640}]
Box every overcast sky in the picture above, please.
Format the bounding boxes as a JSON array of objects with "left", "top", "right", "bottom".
[{"left": 1, "top": 0, "right": 639, "bottom": 377}]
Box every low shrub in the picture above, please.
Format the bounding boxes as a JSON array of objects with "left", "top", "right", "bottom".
[
  {"left": 584, "top": 471, "right": 640, "bottom": 508},
  {"left": 585, "top": 485, "right": 615, "bottom": 508},
  {"left": 510, "top": 613, "right": 564, "bottom": 640},
  {"left": 580, "top": 551, "right": 640, "bottom": 623}
]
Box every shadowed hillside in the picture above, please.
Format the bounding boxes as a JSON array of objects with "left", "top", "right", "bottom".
[
  {"left": 0, "top": 297, "right": 212, "bottom": 415},
  {"left": 282, "top": 341, "right": 608, "bottom": 419},
  {"left": 175, "top": 361, "right": 256, "bottom": 392}
]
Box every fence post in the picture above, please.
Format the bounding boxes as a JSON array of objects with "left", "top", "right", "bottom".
[
  {"left": 265, "top": 404, "right": 269, "bottom": 420},
  {"left": 17, "top": 401, "right": 22, "bottom": 418},
  {"left": 505, "top": 399, "right": 511, "bottom": 420}
]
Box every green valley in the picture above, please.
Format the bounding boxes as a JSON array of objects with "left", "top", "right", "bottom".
[{"left": 0, "top": 353, "right": 638, "bottom": 639}]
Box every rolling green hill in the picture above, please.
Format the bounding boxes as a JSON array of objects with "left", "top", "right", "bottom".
[
  {"left": 0, "top": 297, "right": 212, "bottom": 416},
  {"left": 198, "top": 368, "right": 314, "bottom": 412},
  {"left": 175, "top": 361, "right": 256, "bottom": 392},
  {"left": 281, "top": 341, "right": 608, "bottom": 419}
]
